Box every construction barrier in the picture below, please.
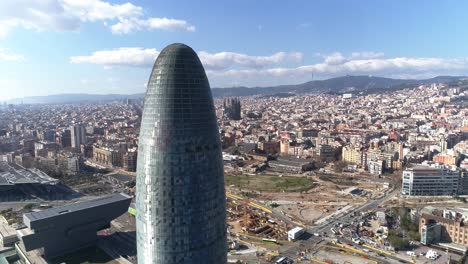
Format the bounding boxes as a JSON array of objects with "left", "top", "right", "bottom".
[
  {"left": 363, "top": 244, "right": 394, "bottom": 256},
  {"left": 226, "top": 192, "right": 273, "bottom": 214}
]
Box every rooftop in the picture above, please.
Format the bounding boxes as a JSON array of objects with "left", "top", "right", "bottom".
[
  {"left": 0, "top": 223, "right": 16, "bottom": 239},
  {"left": 24, "top": 193, "right": 132, "bottom": 223},
  {"left": 107, "top": 173, "right": 133, "bottom": 183},
  {"left": 0, "top": 162, "right": 58, "bottom": 186},
  {"left": 270, "top": 156, "right": 313, "bottom": 167}
]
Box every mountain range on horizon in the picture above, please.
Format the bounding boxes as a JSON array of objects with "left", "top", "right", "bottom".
[{"left": 3, "top": 75, "right": 466, "bottom": 105}]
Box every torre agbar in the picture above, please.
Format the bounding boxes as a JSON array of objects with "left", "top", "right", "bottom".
[{"left": 136, "top": 43, "right": 227, "bottom": 263}]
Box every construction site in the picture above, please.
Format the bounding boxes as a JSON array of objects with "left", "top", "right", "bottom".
[
  {"left": 227, "top": 192, "right": 289, "bottom": 241},
  {"left": 226, "top": 172, "right": 391, "bottom": 228},
  {"left": 223, "top": 188, "right": 390, "bottom": 263}
]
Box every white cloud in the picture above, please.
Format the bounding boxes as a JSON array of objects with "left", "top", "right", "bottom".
[
  {"left": 0, "top": 48, "right": 25, "bottom": 61},
  {"left": 0, "top": 0, "right": 195, "bottom": 37},
  {"left": 207, "top": 55, "right": 468, "bottom": 87},
  {"left": 70, "top": 48, "right": 303, "bottom": 70},
  {"left": 198, "top": 51, "right": 303, "bottom": 70},
  {"left": 70, "top": 47, "right": 159, "bottom": 67},
  {"left": 111, "top": 17, "right": 195, "bottom": 34},
  {"left": 319, "top": 51, "right": 385, "bottom": 65},
  {"left": 70, "top": 48, "right": 468, "bottom": 87},
  {"left": 350, "top": 52, "right": 385, "bottom": 59},
  {"left": 145, "top": 17, "right": 195, "bottom": 32},
  {"left": 0, "top": 20, "right": 15, "bottom": 37},
  {"left": 109, "top": 19, "right": 137, "bottom": 34},
  {"left": 61, "top": 0, "right": 142, "bottom": 21},
  {"left": 323, "top": 52, "right": 346, "bottom": 65}
]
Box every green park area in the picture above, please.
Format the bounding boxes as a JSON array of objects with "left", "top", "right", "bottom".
[{"left": 225, "top": 174, "right": 316, "bottom": 192}]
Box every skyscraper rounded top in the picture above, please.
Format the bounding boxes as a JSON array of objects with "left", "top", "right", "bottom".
[
  {"left": 159, "top": 42, "right": 196, "bottom": 55},
  {"left": 136, "top": 43, "right": 226, "bottom": 263},
  {"left": 151, "top": 42, "right": 206, "bottom": 80},
  {"left": 155, "top": 43, "right": 200, "bottom": 69},
  {"left": 142, "top": 42, "right": 216, "bottom": 137}
]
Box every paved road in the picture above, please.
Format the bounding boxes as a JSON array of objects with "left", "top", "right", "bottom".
[{"left": 276, "top": 189, "right": 402, "bottom": 263}]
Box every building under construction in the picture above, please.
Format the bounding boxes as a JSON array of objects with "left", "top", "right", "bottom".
[{"left": 226, "top": 194, "right": 289, "bottom": 241}]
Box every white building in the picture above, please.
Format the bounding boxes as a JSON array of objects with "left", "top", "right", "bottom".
[
  {"left": 0, "top": 153, "right": 14, "bottom": 163},
  {"left": 288, "top": 227, "right": 304, "bottom": 241},
  {"left": 402, "top": 165, "right": 459, "bottom": 196},
  {"left": 66, "top": 156, "right": 80, "bottom": 175},
  {"left": 368, "top": 160, "right": 383, "bottom": 176}
]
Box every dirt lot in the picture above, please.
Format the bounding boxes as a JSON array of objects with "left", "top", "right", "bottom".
[
  {"left": 226, "top": 172, "right": 388, "bottom": 226},
  {"left": 277, "top": 203, "right": 324, "bottom": 225}
]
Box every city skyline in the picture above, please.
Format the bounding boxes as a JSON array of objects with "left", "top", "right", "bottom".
[
  {"left": 0, "top": 2, "right": 468, "bottom": 263},
  {"left": 1, "top": 0, "right": 468, "bottom": 100},
  {"left": 0, "top": 65, "right": 466, "bottom": 263}
]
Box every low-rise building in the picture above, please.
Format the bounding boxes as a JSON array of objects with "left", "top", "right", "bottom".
[
  {"left": 368, "top": 160, "right": 383, "bottom": 176},
  {"left": 280, "top": 138, "right": 290, "bottom": 156},
  {"left": 433, "top": 152, "right": 457, "bottom": 166},
  {"left": 420, "top": 209, "right": 468, "bottom": 246},
  {"left": 342, "top": 145, "right": 361, "bottom": 164},
  {"left": 93, "top": 146, "right": 123, "bottom": 168},
  {"left": 459, "top": 171, "right": 468, "bottom": 195},
  {"left": 258, "top": 141, "right": 280, "bottom": 155},
  {"left": 0, "top": 217, "right": 18, "bottom": 247},
  {"left": 268, "top": 156, "right": 314, "bottom": 173},
  {"left": 16, "top": 193, "right": 131, "bottom": 258},
  {"left": 316, "top": 144, "right": 335, "bottom": 160}
]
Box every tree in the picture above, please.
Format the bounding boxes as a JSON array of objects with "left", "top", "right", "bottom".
[
  {"left": 333, "top": 161, "right": 349, "bottom": 173},
  {"left": 408, "top": 231, "right": 420, "bottom": 241},
  {"left": 388, "top": 235, "right": 409, "bottom": 250}
]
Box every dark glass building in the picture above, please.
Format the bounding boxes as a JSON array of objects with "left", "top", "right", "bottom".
[
  {"left": 17, "top": 193, "right": 132, "bottom": 258},
  {"left": 136, "top": 43, "right": 227, "bottom": 263},
  {"left": 223, "top": 97, "right": 241, "bottom": 120}
]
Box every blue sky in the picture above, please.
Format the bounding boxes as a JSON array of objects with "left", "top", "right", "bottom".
[{"left": 0, "top": 0, "right": 467, "bottom": 100}]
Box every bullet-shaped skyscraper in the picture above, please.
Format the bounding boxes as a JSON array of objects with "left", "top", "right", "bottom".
[{"left": 136, "top": 43, "right": 227, "bottom": 263}]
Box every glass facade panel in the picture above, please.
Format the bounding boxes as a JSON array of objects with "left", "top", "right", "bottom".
[{"left": 136, "top": 43, "right": 227, "bottom": 264}]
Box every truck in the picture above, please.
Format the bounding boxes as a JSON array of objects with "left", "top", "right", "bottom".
[
  {"left": 288, "top": 227, "right": 305, "bottom": 241},
  {"left": 352, "top": 237, "right": 361, "bottom": 244},
  {"left": 275, "top": 256, "right": 288, "bottom": 264}
]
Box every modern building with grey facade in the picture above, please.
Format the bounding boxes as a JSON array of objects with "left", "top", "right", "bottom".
[
  {"left": 70, "top": 124, "right": 86, "bottom": 149},
  {"left": 136, "top": 43, "right": 227, "bottom": 263},
  {"left": 402, "top": 165, "right": 459, "bottom": 196},
  {"left": 16, "top": 193, "right": 132, "bottom": 258}
]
